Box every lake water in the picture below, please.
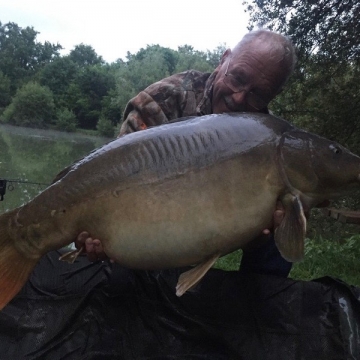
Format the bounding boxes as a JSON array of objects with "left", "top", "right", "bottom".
[{"left": 0, "top": 124, "right": 109, "bottom": 214}]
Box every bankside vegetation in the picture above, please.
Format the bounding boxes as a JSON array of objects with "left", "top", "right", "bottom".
[
  {"left": 244, "top": 0, "right": 360, "bottom": 154},
  {"left": 0, "top": 21, "right": 224, "bottom": 137}
]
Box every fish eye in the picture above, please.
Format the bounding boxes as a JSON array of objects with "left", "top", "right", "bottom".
[{"left": 329, "top": 144, "right": 342, "bottom": 155}]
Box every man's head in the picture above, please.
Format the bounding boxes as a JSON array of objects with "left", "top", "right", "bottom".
[{"left": 212, "top": 30, "right": 296, "bottom": 114}]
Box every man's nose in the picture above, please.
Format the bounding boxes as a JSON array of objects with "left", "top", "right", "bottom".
[{"left": 231, "top": 90, "right": 247, "bottom": 104}]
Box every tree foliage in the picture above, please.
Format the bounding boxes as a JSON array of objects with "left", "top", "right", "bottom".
[
  {"left": 69, "top": 44, "right": 104, "bottom": 67},
  {"left": 244, "top": 0, "right": 360, "bottom": 153},
  {"left": 100, "top": 88, "right": 122, "bottom": 126},
  {"left": 0, "top": 22, "right": 62, "bottom": 93},
  {"left": 56, "top": 108, "right": 78, "bottom": 132},
  {"left": 68, "top": 65, "right": 116, "bottom": 129},
  {"left": 245, "top": 0, "right": 359, "bottom": 64},
  {"left": 0, "top": 21, "right": 227, "bottom": 134},
  {"left": 38, "top": 56, "right": 78, "bottom": 108},
  {"left": 2, "top": 82, "right": 55, "bottom": 128},
  {"left": 206, "top": 44, "right": 227, "bottom": 69},
  {"left": 112, "top": 44, "right": 221, "bottom": 122},
  {"left": 117, "top": 45, "right": 178, "bottom": 97},
  {"left": 96, "top": 116, "right": 115, "bottom": 137},
  {"left": 0, "top": 71, "right": 11, "bottom": 110},
  {"left": 175, "top": 45, "right": 214, "bottom": 73}
]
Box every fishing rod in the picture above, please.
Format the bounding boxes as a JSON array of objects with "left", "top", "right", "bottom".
[{"left": 0, "top": 178, "right": 49, "bottom": 201}]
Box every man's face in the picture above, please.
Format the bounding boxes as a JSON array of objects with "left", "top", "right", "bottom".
[{"left": 212, "top": 42, "right": 287, "bottom": 114}]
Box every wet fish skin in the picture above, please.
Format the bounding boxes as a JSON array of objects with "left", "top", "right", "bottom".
[{"left": 0, "top": 112, "right": 359, "bottom": 308}]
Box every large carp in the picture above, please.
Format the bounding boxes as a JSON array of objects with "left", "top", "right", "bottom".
[{"left": 0, "top": 112, "right": 359, "bottom": 309}]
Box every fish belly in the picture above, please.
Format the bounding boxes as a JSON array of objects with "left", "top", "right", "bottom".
[{"left": 83, "top": 160, "right": 279, "bottom": 270}]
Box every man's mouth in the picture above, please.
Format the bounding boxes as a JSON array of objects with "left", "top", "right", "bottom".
[{"left": 224, "top": 96, "right": 246, "bottom": 112}]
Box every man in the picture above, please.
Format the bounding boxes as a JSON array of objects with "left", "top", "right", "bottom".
[
  {"left": 119, "top": 30, "right": 295, "bottom": 134},
  {"left": 77, "top": 29, "right": 296, "bottom": 276}
]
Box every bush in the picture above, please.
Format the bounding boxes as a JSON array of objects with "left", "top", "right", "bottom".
[
  {"left": 56, "top": 108, "right": 78, "bottom": 132},
  {"left": 96, "top": 116, "right": 114, "bottom": 137},
  {"left": 0, "top": 71, "right": 11, "bottom": 109},
  {"left": 2, "top": 82, "right": 55, "bottom": 128}
]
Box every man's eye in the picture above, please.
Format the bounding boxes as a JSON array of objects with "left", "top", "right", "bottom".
[{"left": 233, "top": 77, "right": 245, "bottom": 86}]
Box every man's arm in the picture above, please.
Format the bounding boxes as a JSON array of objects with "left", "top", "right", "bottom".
[{"left": 119, "top": 70, "right": 209, "bottom": 137}]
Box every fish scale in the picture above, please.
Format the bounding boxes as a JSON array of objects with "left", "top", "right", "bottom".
[{"left": 0, "top": 112, "right": 359, "bottom": 307}]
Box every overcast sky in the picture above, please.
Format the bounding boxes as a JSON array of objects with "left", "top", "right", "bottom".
[{"left": 0, "top": 0, "right": 251, "bottom": 63}]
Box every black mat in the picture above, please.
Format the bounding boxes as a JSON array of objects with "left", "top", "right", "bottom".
[{"left": 0, "top": 250, "right": 359, "bottom": 359}]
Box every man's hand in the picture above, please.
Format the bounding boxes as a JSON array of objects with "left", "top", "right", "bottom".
[
  {"left": 75, "top": 231, "right": 114, "bottom": 263},
  {"left": 262, "top": 201, "right": 285, "bottom": 235}
]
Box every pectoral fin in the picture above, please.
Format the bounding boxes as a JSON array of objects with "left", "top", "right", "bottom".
[
  {"left": 176, "top": 253, "right": 220, "bottom": 297},
  {"left": 274, "top": 194, "right": 306, "bottom": 262}
]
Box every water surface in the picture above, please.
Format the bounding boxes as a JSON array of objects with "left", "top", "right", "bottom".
[{"left": 0, "top": 124, "right": 109, "bottom": 214}]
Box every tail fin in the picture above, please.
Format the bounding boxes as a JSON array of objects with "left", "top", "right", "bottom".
[{"left": 0, "top": 211, "right": 38, "bottom": 310}]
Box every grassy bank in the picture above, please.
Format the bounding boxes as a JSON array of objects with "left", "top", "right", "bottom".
[{"left": 214, "top": 235, "right": 360, "bottom": 287}]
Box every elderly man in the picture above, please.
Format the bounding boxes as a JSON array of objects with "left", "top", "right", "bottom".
[
  {"left": 120, "top": 30, "right": 294, "bottom": 134},
  {"left": 77, "top": 29, "right": 296, "bottom": 276}
]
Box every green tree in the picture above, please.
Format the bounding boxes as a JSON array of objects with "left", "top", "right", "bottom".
[
  {"left": 96, "top": 116, "right": 115, "bottom": 137},
  {"left": 38, "top": 56, "right": 78, "bottom": 108},
  {"left": 0, "top": 22, "right": 62, "bottom": 93},
  {"left": 56, "top": 108, "right": 78, "bottom": 132},
  {"left": 122, "top": 45, "right": 178, "bottom": 92},
  {"left": 2, "top": 81, "right": 55, "bottom": 128},
  {"left": 244, "top": 0, "right": 360, "bottom": 152},
  {"left": 69, "top": 44, "right": 104, "bottom": 67},
  {"left": 175, "top": 45, "right": 214, "bottom": 73},
  {"left": 101, "top": 88, "right": 122, "bottom": 126},
  {"left": 206, "top": 44, "right": 227, "bottom": 68},
  {"left": 0, "top": 71, "right": 11, "bottom": 110},
  {"left": 67, "top": 65, "right": 116, "bottom": 129},
  {"left": 113, "top": 45, "right": 177, "bottom": 117},
  {"left": 132, "top": 45, "right": 178, "bottom": 75},
  {"left": 270, "top": 61, "right": 360, "bottom": 149},
  {"left": 245, "top": 0, "right": 359, "bottom": 64},
  {"left": 113, "top": 44, "right": 227, "bottom": 123}
]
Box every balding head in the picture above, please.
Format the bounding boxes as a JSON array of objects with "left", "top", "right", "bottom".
[
  {"left": 212, "top": 30, "right": 296, "bottom": 114},
  {"left": 233, "top": 30, "right": 296, "bottom": 88}
]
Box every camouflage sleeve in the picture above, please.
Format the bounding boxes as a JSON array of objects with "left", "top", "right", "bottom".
[
  {"left": 118, "top": 71, "right": 204, "bottom": 137},
  {"left": 118, "top": 91, "right": 170, "bottom": 136}
]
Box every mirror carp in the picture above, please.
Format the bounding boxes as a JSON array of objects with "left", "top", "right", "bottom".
[{"left": 0, "top": 112, "right": 359, "bottom": 309}]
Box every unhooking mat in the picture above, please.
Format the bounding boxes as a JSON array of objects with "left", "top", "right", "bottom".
[{"left": 0, "top": 250, "right": 359, "bottom": 359}]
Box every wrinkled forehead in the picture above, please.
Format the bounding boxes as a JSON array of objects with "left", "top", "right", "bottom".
[
  {"left": 232, "top": 37, "right": 285, "bottom": 64},
  {"left": 229, "top": 38, "right": 290, "bottom": 90}
]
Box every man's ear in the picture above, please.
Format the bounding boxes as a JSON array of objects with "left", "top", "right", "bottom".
[
  {"left": 214, "top": 49, "right": 231, "bottom": 72},
  {"left": 219, "top": 49, "right": 231, "bottom": 66}
]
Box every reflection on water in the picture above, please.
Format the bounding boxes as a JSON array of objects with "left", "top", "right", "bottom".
[{"left": 0, "top": 124, "right": 109, "bottom": 214}]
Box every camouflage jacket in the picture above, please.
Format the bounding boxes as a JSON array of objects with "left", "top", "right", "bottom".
[{"left": 118, "top": 70, "right": 217, "bottom": 136}]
